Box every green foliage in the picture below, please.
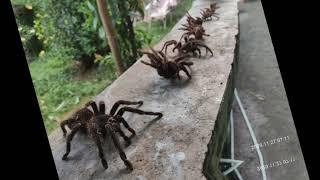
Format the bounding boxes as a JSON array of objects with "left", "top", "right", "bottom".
[
  {"left": 11, "top": 0, "right": 37, "bottom": 6},
  {"left": 134, "top": 28, "right": 153, "bottom": 48},
  {"left": 106, "top": 0, "right": 147, "bottom": 68},
  {"left": 33, "top": 0, "right": 107, "bottom": 61},
  {"left": 13, "top": 0, "right": 193, "bottom": 135},
  {"left": 18, "top": 24, "right": 43, "bottom": 62},
  {"left": 128, "top": 0, "right": 145, "bottom": 17},
  {"left": 12, "top": 2, "right": 42, "bottom": 62},
  {"left": 30, "top": 53, "right": 117, "bottom": 133}
]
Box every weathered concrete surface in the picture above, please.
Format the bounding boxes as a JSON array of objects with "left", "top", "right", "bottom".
[
  {"left": 48, "top": 0, "right": 239, "bottom": 179},
  {"left": 231, "top": 0, "right": 310, "bottom": 180}
]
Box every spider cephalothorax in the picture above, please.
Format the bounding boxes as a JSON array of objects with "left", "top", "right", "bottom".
[
  {"left": 61, "top": 100, "right": 163, "bottom": 171},
  {"left": 161, "top": 36, "right": 213, "bottom": 57},
  {"left": 178, "top": 23, "right": 209, "bottom": 41},
  {"left": 201, "top": 3, "right": 220, "bottom": 21},
  {"left": 141, "top": 47, "right": 194, "bottom": 79}
]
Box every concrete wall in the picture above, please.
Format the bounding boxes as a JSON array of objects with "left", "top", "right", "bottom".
[
  {"left": 203, "top": 25, "right": 239, "bottom": 180},
  {"left": 48, "top": 0, "right": 239, "bottom": 179}
]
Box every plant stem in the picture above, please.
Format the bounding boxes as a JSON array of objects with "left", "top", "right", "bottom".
[{"left": 96, "top": 0, "right": 125, "bottom": 75}]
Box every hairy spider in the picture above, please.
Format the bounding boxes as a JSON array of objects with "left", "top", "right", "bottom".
[
  {"left": 178, "top": 23, "right": 209, "bottom": 40},
  {"left": 161, "top": 36, "right": 213, "bottom": 57},
  {"left": 60, "top": 100, "right": 97, "bottom": 137},
  {"left": 201, "top": 3, "right": 220, "bottom": 21},
  {"left": 61, "top": 100, "right": 163, "bottom": 171},
  {"left": 185, "top": 12, "right": 203, "bottom": 26},
  {"left": 141, "top": 47, "right": 194, "bottom": 79}
]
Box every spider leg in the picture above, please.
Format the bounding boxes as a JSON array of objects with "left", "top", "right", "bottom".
[
  {"left": 117, "top": 116, "right": 136, "bottom": 136},
  {"left": 186, "top": 11, "right": 192, "bottom": 18},
  {"left": 161, "top": 40, "right": 177, "bottom": 54},
  {"left": 143, "top": 52, "right": 158, "bottom": 65},
  {"left": 157, "top": 51, "right": 169, "bottom": 63},
  {"left": 197, "top": 44, "right": 214, "bottom": 56},
  {"left": 180, "top": 61, "right": 194, "bottom": 72},
  {"left": 174, "top": 54, "right": 191, "bottom": 63},
  {"left": 110, "top": 100, "right": 143, "bottom": 116},
  {"left": 142, "top": 51, "right": 160, "bottom": 65},
  {"left": 98, "top": 101, "right": 105, "bottom": 115},
  {"left": 116, "top": 126, "right": 131, "bottom": 146},
  {"left": 92, "top": 132, "right": 108, "bottom": 169},
  {"left": 180, "top": 61, "right": 194, "bottom": 67},
  {"left": 177, "top": 72, "right": 181, "bottom": 80},
  {"left": 60, "top": 118, "right": 72, "bottom": 137},
  {"left": 109, "top": 128, "right": 133, "bottom": 171},
  {"left": 149, "top": 47, "right": 164, "bottom": 64},
  {"left": 62, "top": 123, "right": 82, "bottom": 160},
  {"left": 180, "top": 64, "right": 192, "bottom": 79},
  {"left": 116, "top": 107, "right": 163, "bottom": 118},
  {"left": 141, "top": 60, "right": 157, "bottom": 69},
  {"left": 180, "top": 32, "right": 191, "bottom": 41},
  {"left": 172, "top": 42, "right": 182, "bottom": 53},
  {"left": 85, "top": 101, "right": 99, "bottom": 114},
  {"left": 196, "top": 47, "right": 202, "bottom": 58},
  {"left": 178, "top": 27, "right": 188, "bottom": 31}
]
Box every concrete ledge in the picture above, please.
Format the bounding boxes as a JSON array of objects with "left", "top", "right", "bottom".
[{"left": 49, "top": 0, "right": 239, "bottom": 179}]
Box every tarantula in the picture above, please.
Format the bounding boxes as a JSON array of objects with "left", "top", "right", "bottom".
[
  {"left": 60, "top": 100, "right": 163, "bottom": 171},
  {"left": 161, "top": 36, "right": 213, "bottom": 57},
  {"left": 60, "top": 101, "right": 99, "bottom": 137},
  {"left": 178, "top": 23, "right": 209, "bottom": 40},
  {"left": 141, "top": 47, "right": 193, "bottom": 79},
  {"left": 185, "top": 12, "right": 203, "bottom": 26},
  {"left": 201, "top": 3, "right": 220, "bottom": 21}
]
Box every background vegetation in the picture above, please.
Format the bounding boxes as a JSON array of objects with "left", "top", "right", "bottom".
[{"left": 11, "top": 0, "right": 193, "bottom": 134}]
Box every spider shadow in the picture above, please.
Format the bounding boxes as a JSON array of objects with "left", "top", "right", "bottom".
[
  {"left": 127, "top": 115, "right": 163, "bottom": 144},
  {"left": 169, "top": 77, "right": 192, "bottom": 87}
]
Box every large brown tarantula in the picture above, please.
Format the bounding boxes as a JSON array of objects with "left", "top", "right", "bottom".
[
  {"left": 178, "top": 23, "right": 209, "bottom": 41},
  {"left": 201, "top": 3, "right": 220, "bottom": 21},
  {"left": 185, "top": 12, "right": 203, "bottom": 26},
  {"left": 141, "top": 47, "right": 193, "bottom": 79},
  {"left": 60, "top": 100, "right": 162, "bottom": 171},
  {"left": 161, "top": 36, "right": 213, "bottom": 57}
]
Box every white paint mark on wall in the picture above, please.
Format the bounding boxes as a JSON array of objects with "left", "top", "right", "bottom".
[{"left": 168, "top": 152, "right": 186, "bottom": 180}]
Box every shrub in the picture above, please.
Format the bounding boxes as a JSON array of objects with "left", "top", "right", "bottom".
[
  {"left": 33, "top": 0, "right": 109, "bottom": 68},
  {"left": 12, "top": 2, "right": 43, "bottom": 62}
]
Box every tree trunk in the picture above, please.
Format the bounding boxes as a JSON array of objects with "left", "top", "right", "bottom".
[
  {"left": 96, "top": 0, "right": 125, "bottom": 76},
  {"left": 126, "top": 16, "right": 138, "bottom": 60}
]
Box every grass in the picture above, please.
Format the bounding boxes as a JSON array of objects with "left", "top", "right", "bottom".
[
  {"left": 27, "top": 0, "right": 193, "bottom": 135},
  {"left": 29, "top": 54, "right": 117, "bottom": 133}
]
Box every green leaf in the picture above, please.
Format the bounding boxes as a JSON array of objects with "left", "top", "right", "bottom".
[
  {"left": 93, "top": 16, "right": 98, "bottom": 30},
  {"left": 98, "top": 27, "right": 105, "bottom": 39},
  {"left": 87, "top": 1, "right": 95, "bottom": 12}
]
